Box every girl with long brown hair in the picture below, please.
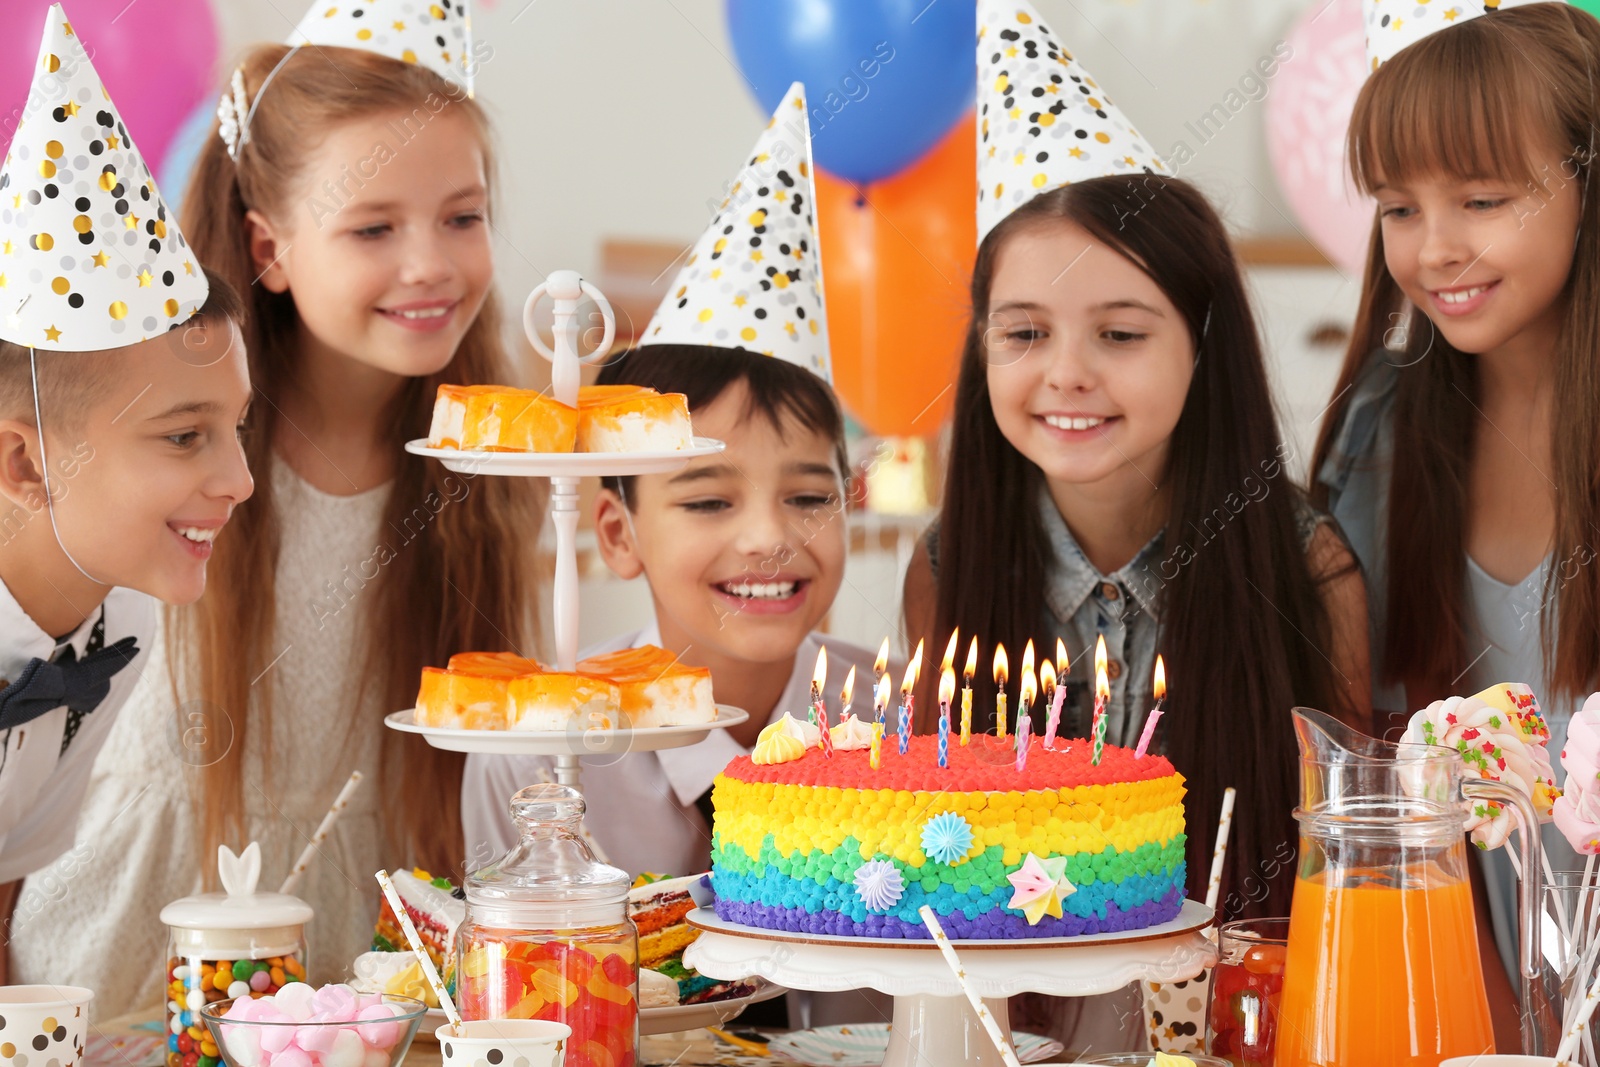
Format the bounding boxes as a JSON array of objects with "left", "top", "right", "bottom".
[
  {"left": 1310, "top": 1, "right": 1600, "bottom": 1040},
  {"left": 9, "top": 19, "right": 542, "bottom": 1012}
]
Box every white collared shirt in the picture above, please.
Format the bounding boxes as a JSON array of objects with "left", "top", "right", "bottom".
[
  {"left": 461, "top": 628, "right": 888, "bottom": 877},
  {"left": 0, "top": 578, "right": 154, "bottom": 884}
]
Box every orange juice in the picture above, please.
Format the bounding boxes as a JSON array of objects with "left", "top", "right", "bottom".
[{"left": 1274, "top": 869, "right": 1494, "bottom": 1066}]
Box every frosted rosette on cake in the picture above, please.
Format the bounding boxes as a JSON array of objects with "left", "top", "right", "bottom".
[
  {"left": 1400, "top": 682, "right": 1560, "bottom": 849},
  {"left": 1554, "top": 694, "right": 1600, "bottom": 854}
]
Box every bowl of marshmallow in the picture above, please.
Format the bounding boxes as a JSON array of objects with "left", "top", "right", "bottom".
[{"left": 200, "top": 984, "right": 427, "bottom": 1067}]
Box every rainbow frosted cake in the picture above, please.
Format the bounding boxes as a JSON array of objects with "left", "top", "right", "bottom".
[{"left": 709, "top": 729, "right": 1186, "bottom": 940}]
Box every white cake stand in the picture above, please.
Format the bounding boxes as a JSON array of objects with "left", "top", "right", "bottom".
[
  {"left": 684, "top": 903, "right": 1216, "bottom": 1067},
  {"left": 392, "top": 270, "right": 741, "bottom": 790}
]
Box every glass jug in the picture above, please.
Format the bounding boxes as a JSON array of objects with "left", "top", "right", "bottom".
[
  {"left": 1274, "top": 708, "right": 1546, "bottom": 1066},
  {"left": 457, "top": 783, "right": 638, "bottom": 1067}
]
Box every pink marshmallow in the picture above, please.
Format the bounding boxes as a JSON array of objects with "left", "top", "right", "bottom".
[
  {"left": 310, "top": 984, "right": 358, "bottom": 1021},
  {"left": 220, "top": 1026, "right": 262, "bottom": 1067},
  {"left": 323, "top": 1029, "right": 367, "bottom": 1067},
  {"left": 361, "top": 1046, "right": 389, "bottom": 1067},
  {"left": 258, "top": 1025, "right": 296, "bottom": 1055},
  {"left": 271, "top": 1047, "right": 312, "bottom": 1067},
  {"left": 355, "top": 1004, "right": 403, "bottom": 1049},
  {"left": 293, "top": 1026, "right": 339, "bottom": 1055}
]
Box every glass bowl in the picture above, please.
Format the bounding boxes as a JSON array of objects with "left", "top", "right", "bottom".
[{"left": 200, "top": 993, "right": 428, "bottom": 1067}]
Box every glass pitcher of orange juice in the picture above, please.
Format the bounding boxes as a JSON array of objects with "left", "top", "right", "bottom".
[{"left": 1274, "top": 708, "right": 1546, "bottom": 1066}]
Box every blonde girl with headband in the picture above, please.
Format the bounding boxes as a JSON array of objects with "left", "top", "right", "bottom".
[{"left": 10, "top": 1, "right": 542, "bottom": 1009}]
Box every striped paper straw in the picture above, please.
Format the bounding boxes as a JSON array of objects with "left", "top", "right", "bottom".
[
  {"left": 376, "top": 869, "right": 462, "bottom": 1034},
  {"left": 918, "top": 906, "right": 1023, "bottom": 1067},
  {"left": 1205, "top": 787, "right": 1237, "bottom": 912},
  {"left": 281, "top": 771, "right": 363, "bottom": 894}
]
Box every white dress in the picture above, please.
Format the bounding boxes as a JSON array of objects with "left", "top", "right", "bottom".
[{"left": 11, "top": 458, "right": 392, "bottom": 1018}]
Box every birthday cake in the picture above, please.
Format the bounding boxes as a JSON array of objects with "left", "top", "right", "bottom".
[{"left": 709, "top": 722, "right": 1187, "bottom": 940}]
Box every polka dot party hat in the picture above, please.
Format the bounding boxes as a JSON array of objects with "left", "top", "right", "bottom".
[
  {"left": 640, "top": 81, "right": 831, "bottom": 383},
  {"left": 288, "top": 0, "right": 475, "bottom": 96},
  {"left": 977, "top": 0, "right": 1166, "bottom": 243},
  {"left": 0, "top": 4, "right": 208, "bottom": 353},
  {"left": 1364, "top": 0, "right": 1548, "bottom": 70}
]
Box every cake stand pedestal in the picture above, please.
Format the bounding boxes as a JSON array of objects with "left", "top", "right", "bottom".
[
  {"left": 395, "top": 270, "right": 734, "bottom": 791},
  {"left": 685, "top": 903, "right": 1215, "bottom": 1067}
]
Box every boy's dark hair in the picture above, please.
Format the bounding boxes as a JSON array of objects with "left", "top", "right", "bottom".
[
  {"left": 0, "top": 267, "right": 246, "bottom": 426},
  {"left": 598, "top": 343, "right": 848, "bottom": 506}
]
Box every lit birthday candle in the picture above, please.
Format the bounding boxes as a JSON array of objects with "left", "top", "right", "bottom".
[
  {"left": 961, "top": 636, "right": 977, "bottom": 745},
  {"left": 1133, "top": 656, "right": 1167, "bottom": 759},
  {"left": 873, "top": 637, "right": 889, "bottom": 712},
  {"left": 1044, "top": 638, "right": 1068, "bottom": 749},
  {"left": 1091, "top": 635, "right": 1109, "bottom": 767},
  {"left": 1017, "top": 657, "right": 1036, "bottom": 773},
  {"left": 840, "top": 665, "right": 857, "bottom": 721},
  {"left": 813, "top": 646, "right": 832, "bottom": 757},
  {"left": 1018, "top": 640, "right": 1035, "bottom": 743},
  {"left": 898, "top": 640, "right": 923, "bottom": 755},
  {"left": 1038, "top": 658, "right": 1055, "bottom": 750},
  {"left": 938, "top": 665, "right": 955, "bottom": 768},
  {"left": 871, "top": 673, "right": 889, "bottom": 769},
  {"left": 994, "top": 643, "right": 1009, "bottom": 740}
]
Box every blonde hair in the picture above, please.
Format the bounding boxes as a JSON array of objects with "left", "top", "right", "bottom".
[{"left": 178, "top": 44, "right": 543, "bottom": 874}]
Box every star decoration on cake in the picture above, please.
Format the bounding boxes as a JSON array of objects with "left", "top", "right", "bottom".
[
  {"left": 853, "top": 859, "right": 905, "bottom": 913},
  {"left": 920, "top": 812, "right": 975, "bottom": 867},
  {"left": 1006, "top": 852, "right": 1076, "bottom": 925}
]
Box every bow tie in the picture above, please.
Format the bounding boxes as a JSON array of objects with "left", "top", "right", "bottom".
[{"left": 0, "top": 636, "right": 140, "bottom": 732}]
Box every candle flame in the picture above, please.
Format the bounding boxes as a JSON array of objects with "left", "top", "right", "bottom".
[
  {"left": 841, "top": 665, "right": 857, "bottom": 708},
  {"left": 875, "top": 637, "right": 889, "bottom": 676},
  {"left": 813, "top": 645, "right": 828, "bottom": 691},
  {"left": 875, "top": 673, "right": 890, "bottom": 714},
  {"left": 902, "top": 639, "right": 924, "bottom": 694},
  {"left": 1039, "top": 658, "right": 1056, "bottom": 692},
  {"left": 1056, "top": 637, "right": 1068, "bottom": 677},
  {"left": 941, "top": 628, "right": 960, "bottom": 674},
  {"left": 964, "top": 636, "right": 978, "bottom": 682},
  {"left": 939, "top": 666, "right": 955, "bottom": 705},
  {"left": 1021, "top": 639, "right": 1035, "bottom": 685},
  {"left": 1154, "top": 655, "right": 1166, "bottom": 701},
  {"left": 1095, "top": 634, "right": 1109, "bottom": 700},
  {"left": 1021, "top": 662, "right": 1037, "bottom": 708},
  {"left": 993, "top": 642, "right": 1008, "bottom": 686}
]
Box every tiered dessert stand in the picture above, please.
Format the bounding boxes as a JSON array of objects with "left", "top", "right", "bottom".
[
  {"left": 388, "top": 269, "right": 750, "bottom": 784},
  {"left": 389, "top": 271, "right": 772, "bottom": 1032},
  {"left": 685, "top": 902, "right": 1216, "bottom": 1067}
]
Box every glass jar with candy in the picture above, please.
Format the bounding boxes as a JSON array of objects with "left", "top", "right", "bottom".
[
  {"left": 160, "top": 842, "right": 313, "bottom": 1067},
  {"left": 457, "top": 784, "right": 638, "bottom": 1067}
]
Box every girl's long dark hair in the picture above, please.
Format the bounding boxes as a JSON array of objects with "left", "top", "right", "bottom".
[
  {"left": 928, "top": 176, "right": 1351, "bottom": 918},
  {"left": 1312, "top": 3, "right": 1600, "bottom": 709}
]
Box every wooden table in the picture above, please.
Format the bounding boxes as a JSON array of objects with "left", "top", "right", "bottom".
[{"left": 93, "top": 1011, "right": 776, "bottom": 1067}]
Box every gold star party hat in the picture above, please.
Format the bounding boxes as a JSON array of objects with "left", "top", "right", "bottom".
[
  {"left": 289, "top": 0, "right": 474, "bottom": 95},
  {"left": 977, "top": 0, "right": 1165, "bottom": 242},
  {"left": 640, "top": 81, "right": 831, "bottom": 383},
  {"left": 0, "top": 4, "right": 208, "bottom": 352},
  {"left": 1364, "top": 0, "right": 1549, "bottom": 70}
]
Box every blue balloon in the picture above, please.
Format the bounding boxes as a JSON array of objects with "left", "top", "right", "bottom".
[
  {"left": 726, "top": 0, "right": 974, "bottom": 184},
  {"left": 158, "top": 98, "right": 219, "bottom": 218}
]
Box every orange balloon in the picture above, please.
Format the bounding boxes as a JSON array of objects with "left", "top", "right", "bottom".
[{"left": 817, "top": 114, "right": 975, "bottom": 438}]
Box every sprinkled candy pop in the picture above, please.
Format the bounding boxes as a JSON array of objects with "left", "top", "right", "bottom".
[
  {"left": 1044, "top": 638, "right": 1068, "bottom": 749},
  {"left": 1554, "top": 694, "right": 1600, "bottom": 854},
  {"left": 1133, "top": 656, "right": 1167, "bottom": 759},
  {"left": 961, "top": 636, "right": 978, "bottom": 745},
  {"left": 1091, "top": 635, "right": 1109, "bottom": 767},
  {"left": 994, "top": 643, "right": 1009, "bottom": 740}
]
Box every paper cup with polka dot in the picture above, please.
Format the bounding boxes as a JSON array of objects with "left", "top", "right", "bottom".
[
  {"left": 435, "top": 1020, "right": 569, "bottom": 1067},
  {"left": 0, "top": 986, "right": 92, "bottom": 1067}
]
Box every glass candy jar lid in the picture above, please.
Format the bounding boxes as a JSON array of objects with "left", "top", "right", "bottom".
[
  {"left": 161, "top": 843, "right": 312, "bottom": 957},
  {"left": 465, "top": 784, "right": 630, "bottom": 927}
]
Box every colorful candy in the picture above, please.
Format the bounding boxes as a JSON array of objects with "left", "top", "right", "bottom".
[
  {"left": 166, "top": 955, "right": 306, "bottom": 1067},
  {"left": 1207, "top": 941, "right": 1286, "bottom": 1063},
  {"left": 458, "top": 933, "right": 636, "bottom": 1067}
]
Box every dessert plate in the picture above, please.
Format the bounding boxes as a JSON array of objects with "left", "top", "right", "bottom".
[
  {"left": 404, "top": 437, "right": 725, "bottom": 478},
  {"left": 385, "top": 706, "right": 749, "bottom": 755}
]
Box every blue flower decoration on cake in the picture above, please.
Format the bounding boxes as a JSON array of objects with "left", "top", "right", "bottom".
[
  {"left": 853, "top": 859, "right": 905, "bottom": 912},
  {"left": 920, "top": 812, "right": 975, "bottom": 866}
]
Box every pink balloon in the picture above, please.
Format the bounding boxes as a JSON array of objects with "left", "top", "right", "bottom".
[
  {"left": 1264, "top": 0, "right": 1374, "bottom": 275},
  {"left": 0, "top": 0, "right": 219, "bottom": 173}
]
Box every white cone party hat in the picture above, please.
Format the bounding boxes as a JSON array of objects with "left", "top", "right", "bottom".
[
  {"left": 977, "top": 0, "right": 1166, "bottom": 242},
  {"left": 288, "top": 0, "right": 475, "bottom": 95},
  {"left": 640, "top": 81, "right": 831, "bottom": 383},
  {"left": 0, "top": 4, "right": 208, "bottom": 352},
  {"left": 1364, "top": 0, "right": 1548, "bottom": 71}
]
